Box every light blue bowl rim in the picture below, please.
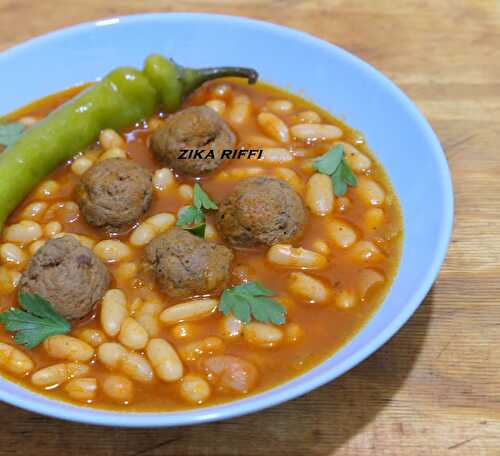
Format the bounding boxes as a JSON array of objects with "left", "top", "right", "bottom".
[{"left": 0, "top": 12, "right": 453, "bottom": 427}]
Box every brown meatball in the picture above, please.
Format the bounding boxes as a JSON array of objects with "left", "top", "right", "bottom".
[
  {"left": 216, "top": 176, "right": 307, "bottom": 247},
  {"left": 145, "top": 227, "right": 233, "bottom": 299},
  {"left": 19, "top": 236, "right": 110, "bottom": 320},
  {"left": 150, "top": 106, "right": 236, "bottom": 175},
  {"left": 77, "top": 158, "right": 153, "bottom": 228}
]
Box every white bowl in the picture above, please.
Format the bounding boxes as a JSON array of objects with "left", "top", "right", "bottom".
[{"left": 0, "top": 13, "right": 453, "bottom": 427}]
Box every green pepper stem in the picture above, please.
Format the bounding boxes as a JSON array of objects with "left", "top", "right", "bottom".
[
  {"left": 182, "top": 66, "right": 259, "bottom": 95},
  {"left": 194, "top": 67, "right": 258, "bottom": 84}
]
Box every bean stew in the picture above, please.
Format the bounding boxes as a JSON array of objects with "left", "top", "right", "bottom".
[{"left": 0, "top": 76, "right": 402, "bottom": 411}]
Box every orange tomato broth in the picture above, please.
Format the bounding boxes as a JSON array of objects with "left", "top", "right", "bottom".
[{"left": 0, "top": 78, "right": 402, "bottom": 411}]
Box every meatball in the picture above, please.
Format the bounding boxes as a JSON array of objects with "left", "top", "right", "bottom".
[
  {"left": 150, "top": 106, "right": 236, "bottom": 175},
  {"left": 19, "top": 236, "right": 110, "bottom": 320},
  {"left": 77, "top": 158, "right": 153, "bottom": 228},
  {"left": 145, "top": 227, "right": 233, "bottom": 299},
  {"left": 216, "top": 176, "right": 307, "bottom": 247}
]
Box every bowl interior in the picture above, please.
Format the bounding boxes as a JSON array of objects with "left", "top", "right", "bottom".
[{"left": 0, "top": 13, "right": 452, "bottom": 426}]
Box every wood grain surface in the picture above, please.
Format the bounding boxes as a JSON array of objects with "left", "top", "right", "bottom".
[{"left": 0, "top": 0, "right": 499, "bottom": 454}]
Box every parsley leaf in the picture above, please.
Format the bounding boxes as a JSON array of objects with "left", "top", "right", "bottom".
[
  {"left": 0, "top": 122, "right": 24, "bottom": 148},
  {"left": 312, "top": 144, "right": 358, "bottom": 196},
  {"left": 193, "top": 183, "right": 218, "bottom": 210},
  {"left": 219, "top": 282, "right": 286, "bottom": 325},
  {"left": 0, "top": 293, "right": 71, "bottom": 348},
  {"left": 176, "top": 184, "right": 217, "bottom": 238},
  {"left": 185, "top": 224, "right": 206, "bottom": 238},
  {"left": 176, "top": 206, "right": 205, "bottom": 226}
]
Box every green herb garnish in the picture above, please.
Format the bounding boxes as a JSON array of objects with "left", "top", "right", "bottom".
[
  {"left": 313, "top": 144, "right": 357, "bottom": 196},
  {"left": 0, "top": 293, "right": 71, "bottom": 348},
  {"left": 0, "top": 122, "right": 24, "bottom": 148},
  {"left": 219, "top": 282, "right": 286, "bottom": 325},
  {"left": 193, "top": 183, "right": 218, "bottom": 211},
  {"left": 176, "top": 183, "right": 217, "bottom": 238},
  {"left": 177, "top": 206, "right": 206, "bottom": 226}
]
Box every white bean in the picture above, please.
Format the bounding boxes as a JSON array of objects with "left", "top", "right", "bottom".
[
  {"left": 145, "top": 213, "right": 176, "bottom": 233},
  {"left": 99, "top": 129, "right": 125, "bottom": 150},
  {"left": 64, "top": 377, "right": 97, "bottom": 401},
  {"left": 20, "top": 201, "right": 48, "bottom": 220},
  {"left": 179, "top": 337, "right": 225, "bottom": 362},
  {"left": 114, "top": 262, "right": 138, "bottom": 282},
  {"left": 118, "top": 317, "right": 149, "bottom": 350},
  {"left": 178, "top": 184, "right": 194, "bottom": 201},
  {"left": 336, "top": 289, "right": 357, "bottom": 309},
  {"left": 288, "top": 272, "right": 331, "bottom": 304},
  {"left": 285, "top": 323, "right": 304, "bottom": 343},
  {"left": 305, "top": 173, "right": 334, "bottom": 216},
  {"left": 358, "top": 269, "right": 385, "bottom": 298},
  {"left": 121, "top": 351, "right": 154, "bottom": 383},
  {"left": 357, "top": 176, "right": 385, "bottom": 206},
  {"left": 170, "top": 322, "right": 199, "bottom": 341},
  {"left": 77, "top": 328, "right": 107, "bottom": 348},
  {"left": 100, "top": 289, "right": 129, "bottom": 337},
  {"left": 337, "top": 141, "right": 372, "bottom": 172},
  {"left": 243, "top": 322, "right": 284, "bottom": 347},
  {"left": 205, "top": 99, "right": 226, "bottom": 115},
  {"left": 267, "top": 244, "right": 327, "bottom": 269},
  {"left": 273, "top": 168, "right": 304, "bottom": 193},
  {"left": 43, "top": 335, "right": 95, "bottom": 362},
  {"left": 129, "top": 223, "right": 156, "bottom": 247},
  {"left": 153, "top": 168, "right": 175, "bottom": 192},
  {"left": 44, "top": 201, "right": 79, "bottom": 223},
  {"left": 349, "top": 240, "right": 384, "bottom": 263},
  {"left": 94, "top": 240, "right": 131, "bottom": 263},
  {"left": 220, "top": 314, "right": 243, "bottom": 339},
  {"left": 266, "top": 99, "right": 293, "bottom": 113},
  {"left": 228, "top": 94, "right": 251, "bottom": 125},
  {"left": 336, "top": 196, "right": 352, "bottom": 212},
  {"left": 217, "top": 167, "right": 265, "bottom": 181},
  {"left": 180, "top": 374, "right": 211, "bottom": 404},
  {"left": 31, "top": 362, "right": 89, "bottom": 387},
  {"left": 326, "top": 219, "right": 358, "bottom": 248},
  {"left": 160, "top": 299, "right": 218, "bottom": 325},
  {"left": 311, "top": 240, "right": 330, "bottom": 256},
  {"left": 135, "top": 300, "right": 164, "bottom": 337},
  {"left": 146, "top": 338, "right": 183, "bottom": 382},
  {"left": 241, "top": 134, "right": 279, "bottom": 148},
  {"left": 261, "top": 148, "right": 293, "bottom": 163},
  {"left": 204, "top": 223, "right": 218, "bottom": 241},
  {"left": 102, "top": 374, "right": 134, "bottom": 403},
  {"left": 257, "top": 112, "right": 290, "bottom": 143},
  {"left": 0, "top": 243, "right": 27, "bottom": 267},
  {"left": 0, "top": 267, "right": 21, "bottom": 294},
  {"left": 71, "top": 156, "right": 95, "bottom": 176},
  {"left": 44, "top": 221, "right": 62, "bottom": 238},
  {"left": 0, "top": 342, "right": 34, "bottom": 375},
  {"left": 28, "top": 240, "right": 46, "bottom": 255},
  {"left": 364, "top": 208, "right": 385, "bottom": 232},
  {"left": 97, "top": 342, "right": 128, "bottom": 369},
  {"left": 291, "top": 123, "right": 342, "bottom": 142},
  {"left": 99, "top": 147, "right": 127, "bottom": 161},
  {"left": 35, "top": 180, "right": 60, "bottom": 199},
  {"left": 3, "top": 221, "right": 42, "bottom": 244},
  {"left": 293, "top": 110, "right": 321, "bottom": 124}
]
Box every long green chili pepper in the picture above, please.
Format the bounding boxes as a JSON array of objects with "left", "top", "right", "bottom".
[{"left": 0, "top": 54, "right": 258, "bottom": 231}]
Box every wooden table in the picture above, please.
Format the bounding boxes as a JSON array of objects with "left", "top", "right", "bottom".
[{"left": 1, "top": 1, "right": 499, "bottom": 454}]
